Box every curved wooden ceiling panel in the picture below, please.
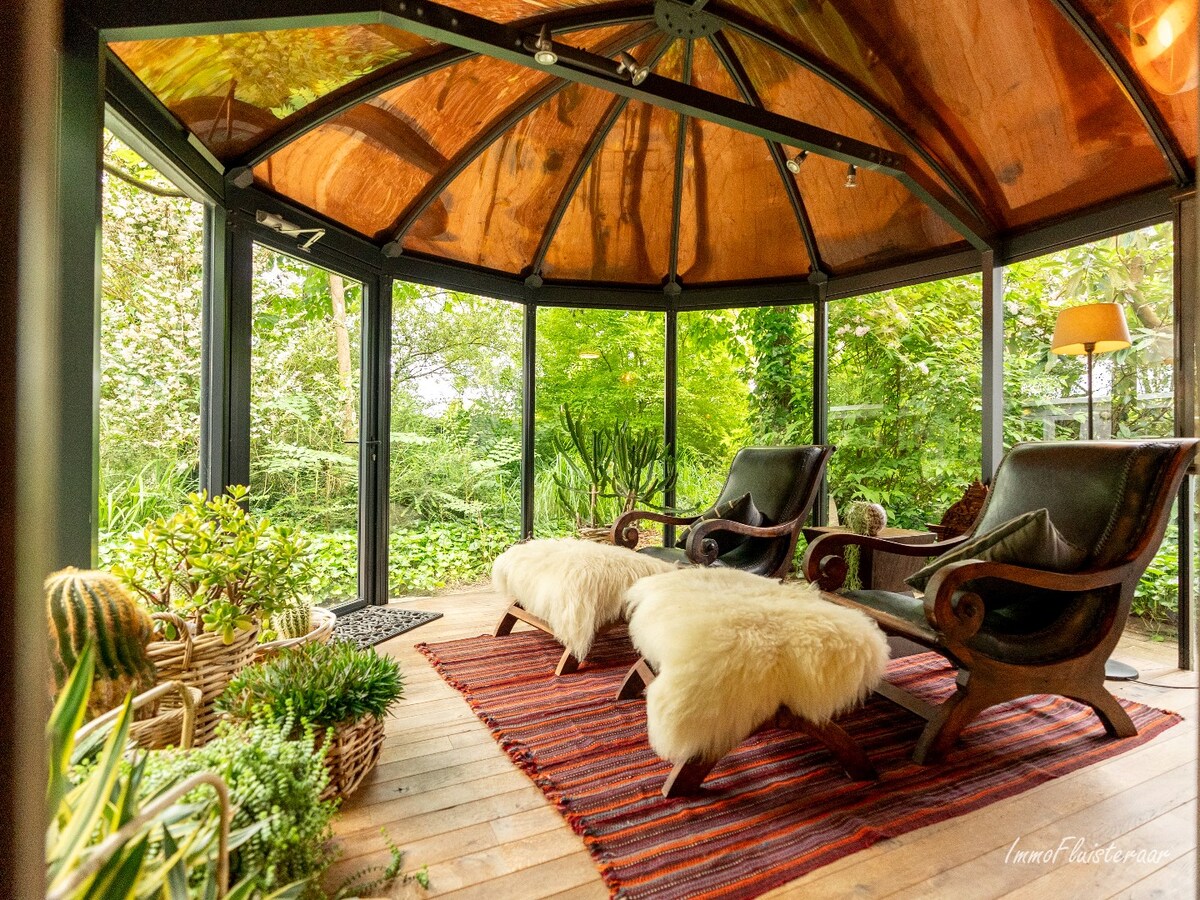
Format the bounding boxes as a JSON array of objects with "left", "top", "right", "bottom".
[{"left": 114, "top": 0, "right": 1197, "bottom": 292}]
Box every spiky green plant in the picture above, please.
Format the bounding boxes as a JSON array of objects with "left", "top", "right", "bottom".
[{"left": 217, "top": 641, "right": 403, "bottom": 732}]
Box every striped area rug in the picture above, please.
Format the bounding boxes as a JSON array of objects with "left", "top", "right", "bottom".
[{"left": 418, "top": 629, "right": 1181, "bottom": 900}]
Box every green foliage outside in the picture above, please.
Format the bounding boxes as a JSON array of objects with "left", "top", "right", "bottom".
[{"left": 98, "top": 137, "right": 1183, "bottom": 629}]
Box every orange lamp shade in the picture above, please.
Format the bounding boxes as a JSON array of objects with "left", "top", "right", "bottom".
[
  {"left": 1131, "top": 0, "right": 1199, "bottom": 96},
  {"left": 1050, "top": 303, "right": 1133, "bottom": 356}
]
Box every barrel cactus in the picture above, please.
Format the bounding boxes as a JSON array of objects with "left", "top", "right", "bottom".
[
  {"left": 272, "top": 597, "right": 314, "bottom": 641},
  {"left": 46, "top": 567, "right": 158, "bottom": 719}
]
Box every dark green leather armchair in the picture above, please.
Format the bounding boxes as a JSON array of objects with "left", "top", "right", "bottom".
[
  {"left": 613, "top": 445, "right": 833, "bottom": 579},
  {"left": 803, "top": 439, "right": 1198, "bottom": 764}
]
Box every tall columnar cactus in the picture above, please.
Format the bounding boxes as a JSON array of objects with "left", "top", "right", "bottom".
[
  {"left": 272, "top": 597, "right": 314, "bottom": 641},
  {"left": 46, "top": 567, "right": 158, "bottom": 719}
]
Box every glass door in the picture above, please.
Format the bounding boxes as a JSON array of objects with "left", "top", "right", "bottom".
[{"left": 250, "top": 246, "right": 363, "bottom": 607}]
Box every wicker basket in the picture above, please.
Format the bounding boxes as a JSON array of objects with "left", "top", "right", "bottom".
[
  {"left": 77, "top": 680, "right": 202, "bottom": 751},
  {"left": 318, "top": 714, "right": 386, "bottom": 801},
  {"left": 147, "top": 612, "right": 259, "bottom": 746},
  {"left": 254, "top": 606, "right": 336, "bottom": 663}
]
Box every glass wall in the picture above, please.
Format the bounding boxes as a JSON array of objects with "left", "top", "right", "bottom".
[
  {"left": 98, "top": 134, "right": 203, "bottom": 563},
  {"left": 534, "top": 308, "right": 666, "bottom": 536},
  {"left": 250, "top": 248, "right": 362, "bottom": 605},
  {"left": 827, "top": 276, "right": 984, "bottom": 530},
  {"left": 388, "top": 284, "right": 522, "bottom": 596},
  {"left": 1005, "top": 223, "right": 1178, "bottom": 646}
]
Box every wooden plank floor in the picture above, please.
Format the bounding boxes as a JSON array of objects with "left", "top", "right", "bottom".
[{"left": 325, "top": 588, "right": 1197, "bottom": 900}]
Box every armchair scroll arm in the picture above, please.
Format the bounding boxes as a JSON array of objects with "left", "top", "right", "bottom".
[
  {"left": 684, "top": 516, "right": 802, "bottom": 566},
  {"left": 922, "top": 558, "right": 1137, "bottom": 643},
  {"left": 611, "top": 509, "right": 699, "bottom": 549},
  {"left": 801, "top": 531, "right": 969, "bottom": 590}
]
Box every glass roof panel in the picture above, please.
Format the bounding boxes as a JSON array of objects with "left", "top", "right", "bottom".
[
  {"left": 722, "top": 30, "right": 980, "bottom": 223},
  {"left": 542, "top": 41, "right": 686, "bottom": 283},
  {"left": 730, "top": 0, "right": 1172, "bottom": 229},
  {"left": 421, "top": 0, "right": 605, "bottom": 24},
  {"left": 797, "top": 153, "right": 965, "bottom": 273},
  {"left": 403, "top": 34, "right": 668, "bottom": 271},
  {"left": 252, "top": 120, "right": 429, "bottom": 240},
  {"left": 676, "top": 39, "right": 812, "bottom": 282},
  {"left": 1077, "top": 0, "right": 1199, "bottom": 161},
  {"left": 676, "top": 116, "right": 814, "bottom": 282},
  {"left": 110, "top": 26, "right": 434, "bottom": 160},
  {"left": 252, "top": 22, "right": 646, "bottom": 242}
]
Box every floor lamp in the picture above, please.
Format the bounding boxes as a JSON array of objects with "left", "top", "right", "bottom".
[{"left": 1051, "top": 302, "right": 1136, "bottom": 680}]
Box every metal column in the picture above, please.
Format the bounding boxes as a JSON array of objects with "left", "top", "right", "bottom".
[
  {"left": 1174, "top": 191, "right": 1197, "bottom": 670},
  {"left": 358, "top": 272, "right": 392, "bottom": 607},
  {"left": 200, "top": 207, "right": 253, "bottom": 496},
  {"left": 813, "top": 280, "right": 830, "bottom": 525},
  {"left": 521, "top": 303, "right": 537, "bottom": 538},
  {"left": 55, "top": 14, "right": 104, "bottom": 567},
  {"left": 663, "top": 307, "right": 678, "bottom": 546},
  {"left": 981, "top": 250, "right": 1004, "bottom": 482}
]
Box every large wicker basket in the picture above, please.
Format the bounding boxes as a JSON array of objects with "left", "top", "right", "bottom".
[
  {"left": 318, "top": 714, "right": 386, "bottom": 801},
  {"left": 254, "top": 606, "right": 336, "bottom": 663},
  {"left": 78, "top": 680, "right": 202, "bottom": 751},
  {"left": 147, "top": 612, "right": 259, "bottom": 746}
]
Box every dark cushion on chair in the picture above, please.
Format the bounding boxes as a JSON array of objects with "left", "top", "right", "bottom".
[
  {"left": 675, "top": 492, "right": 766, "bottom": 556},
  {"left": 905, "top": 508, "right": 1087, "bottom": 592}
]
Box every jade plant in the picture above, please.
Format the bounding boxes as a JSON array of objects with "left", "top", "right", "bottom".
[
  {"left": 218, "top": 641, "right": 404, "bottom": 733},
  {"left": 112, "top": 486, "right": 314, "bottom": 643}
]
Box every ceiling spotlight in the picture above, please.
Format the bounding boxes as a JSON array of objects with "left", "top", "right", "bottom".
[
  {"left": 785, "top": 150, "right": 809, "bottom": 174},
  {"left": 532, "top": 24, "right": 558, "bottom": 66},
  {"left": 617, "top": 51, "right": 650, "bottom": 86},
  {"left": 844, "top": 163, "right": 858, "bottom": 188}
]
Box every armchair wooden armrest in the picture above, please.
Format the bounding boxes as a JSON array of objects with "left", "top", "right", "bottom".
[
  {"left": 802, "top": 531, "right": 969, "bottom": 590},
  {"left": 921, "top": 558, "right": 1135, "bottom": 643},
  {"left": 684, "top": 516, "right": 804, "bottom": 566},
  {"left": 612, "top": 509, "right": 699, "bottom": 549}
]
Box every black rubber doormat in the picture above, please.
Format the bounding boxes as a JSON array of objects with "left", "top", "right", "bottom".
[{"left": 333, "top": 606, "right": 444, "bottom": 649}]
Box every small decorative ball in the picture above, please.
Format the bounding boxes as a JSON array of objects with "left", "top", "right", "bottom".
[{"left": 846, "top": 501, "right": 887, "bottom": 537}]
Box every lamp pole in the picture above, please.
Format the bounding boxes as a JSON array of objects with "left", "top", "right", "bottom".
[{"left": 1084, "top": 341, "right": 1095, "bottom": 440}]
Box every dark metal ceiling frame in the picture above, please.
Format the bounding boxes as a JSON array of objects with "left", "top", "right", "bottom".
[
  {"left": 83, "top": 0, "right": 995, "bottom": 252},
  {"left": 709, "top": 30, "right": 822, "bottom": 275},
  {"left": 1043, "top": 0, "right": 1189, "bottom": 187},
  {"left": 383, "top": 20, "right": 659, "bottom": 250},
  {"left": 91, "top": 0, "right": 1183, "bottom": 309},
  {"left": 233, "top": 0, "right": 658, "bottom": 170},
  {"left": 666, "top": 39, "right": 694, "bottom": 290},
  {"left": 708, "top": 2, "right": 992, "bottom": 230}
]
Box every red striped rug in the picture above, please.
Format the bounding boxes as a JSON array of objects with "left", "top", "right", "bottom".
[{"left": 417, "top": 629, "right": 1180, "bottom": 899}]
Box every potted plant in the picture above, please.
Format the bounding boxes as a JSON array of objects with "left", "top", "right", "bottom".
[
  {"left": 111, "top": 485, "right": 314, "bottom": 744},
  {"left": 217, "top": 641, "right": 404, "bottom": 801}
]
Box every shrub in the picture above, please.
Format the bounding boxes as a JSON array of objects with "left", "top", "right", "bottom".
[
  {"left": 219, "top": 641, "right": 404, "bottom": 731},
  {"left": 140, "top": 715, "right": 337, "bottom": 896},
  {"left": 112, "top": 486, "right": 313, "bottom": 642}
]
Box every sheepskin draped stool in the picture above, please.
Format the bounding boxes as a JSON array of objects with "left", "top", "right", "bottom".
[
  {"left": 491, "top": 538, "right": 676, "bottom": 675},
  {"left": 622, "top": 567, "right": 890, "bottom": 797}
]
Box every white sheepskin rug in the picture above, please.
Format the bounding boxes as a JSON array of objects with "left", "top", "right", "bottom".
[
  {"left": 491, "top": 538, "right": 676, "bottom": 661},
  {"left": 627, "top": 567, "right": 889, "bottom": 764}
]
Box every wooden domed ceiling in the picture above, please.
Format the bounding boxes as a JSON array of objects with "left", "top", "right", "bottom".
[{"left": 110, "top": 0, "right": 1197, "bottom": 290}]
